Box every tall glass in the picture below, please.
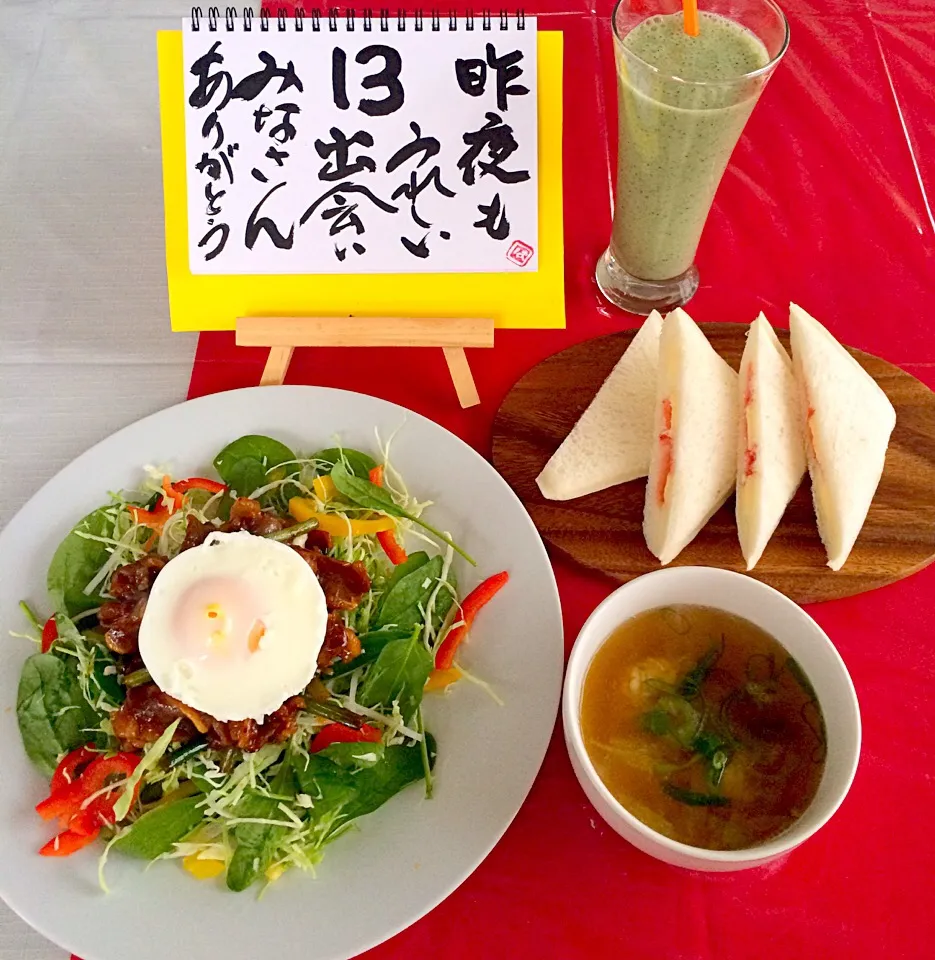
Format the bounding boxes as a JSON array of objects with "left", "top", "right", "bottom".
[{"left": 596, "top": 0, "right": 789, "bottom": 315}]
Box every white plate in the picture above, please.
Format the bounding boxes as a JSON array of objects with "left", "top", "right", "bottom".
[{"left": 0, "top": 386, "right": 563, "bottom": 960}]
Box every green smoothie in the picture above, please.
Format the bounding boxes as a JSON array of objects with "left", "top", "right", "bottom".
[{"left": 611, "top": 12, "right": 770, "bottom": 281}]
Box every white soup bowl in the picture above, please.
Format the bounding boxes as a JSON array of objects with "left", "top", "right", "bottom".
[{"left": 563, "top": 567, "right": 861, "bottom": 871}]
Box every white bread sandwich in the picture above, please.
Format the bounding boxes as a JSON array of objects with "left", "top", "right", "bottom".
[
  {"left": 643, "top": 309, "right": 738, "bottom": 565},
  {"left": 789, "top": 303, "right": 896, "bottom": 571},
  {"left": 736, "top": 314, "right": 807, "bottom": 570},
  {"left": 537, "top": 310, "right": 663, "bottom": 500}
]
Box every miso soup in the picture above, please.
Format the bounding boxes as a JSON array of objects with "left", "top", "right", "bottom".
[{"left": 580, "top": 605, "right": 826, "bottom": 850}]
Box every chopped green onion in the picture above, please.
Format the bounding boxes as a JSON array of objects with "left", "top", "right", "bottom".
[
  {"left": 264, "top": 519, "right": 319, "bottom": 543},
  {"left": 678, "top": 644, "right": 722, "bottom": 699},
  {"left": 168, "top": 738, "right": 208, "bottom": 769},
  {"left": 304, "top": 698, "right": 365, "bottom": 728},
  {"left": 123, "top": 668, "right": 152, "bottom": 688},
  {"left": 662, "top": 783, "right": 730, "bottom": 807}
]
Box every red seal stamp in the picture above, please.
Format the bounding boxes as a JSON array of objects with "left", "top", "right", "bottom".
[{"left": 506, "top": 240, "right": 534, "bottom": 266}]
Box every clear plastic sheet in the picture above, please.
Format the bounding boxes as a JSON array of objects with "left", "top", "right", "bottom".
[{"left": 190, "top": 4, "right": 935, "bottom": 959}]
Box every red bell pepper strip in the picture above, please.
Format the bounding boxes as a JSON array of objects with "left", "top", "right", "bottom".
[
  {"left": 129, "top": 499, "right": 174, "bottom": 534},
  {"left": 40, "top": 616, "right": 58, "bottom": 654},
  {"left": 162, "top": 475, "right": 184, "bottom": 512},
  {"left": 39, "top": 826, "right": 100, "bottom": 857},
  {"left": 36, "top": 751, "right": 142, "bottom": 856},
  {"left": 377, "top": 529, "right": 408, "bottom": 565},
  {"left": 129, "top": 503, "right": 168, "bottom": 529},
  {"left": 66, "top": 807, "right": 104, "bottom": 837},
  {"left": 310, "top": 723, "right": 382, "bottom": 753},
  {"left": 130, "top": 475, "right": 186, "bottom": 533},
  {"left": 128, "top": 474, "right": 188, "bottom": 533},
  {"left": 174, "top": 477, "right": 227, "bottom": 494},
  {"left": 35, "top": 779, "right": 89, "bottom": 824},
  {"left": 36, "top": 752, "right": 141, "bottom": 832},
  {"left": 434, "top": 571, "right": 509, "bottom": 670},
  {"left": 49, "top": 744, "right": 97, "bottom": 796},
  {"left": 75, "top": 753, "right": 142, "bottom": 826},
  {"left": 368, "top": 466, "right": 408, "bottom": 564}
]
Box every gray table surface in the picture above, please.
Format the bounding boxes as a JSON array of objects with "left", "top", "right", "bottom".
[{"left": 1, "top": 3, "right": 197, "bottom": 955}]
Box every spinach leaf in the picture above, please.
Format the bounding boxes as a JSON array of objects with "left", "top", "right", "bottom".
[
  {"left": 47, "top": 506, "right": 113, "bottom": 615},
  {"left": 226, "top": 754, "right": 295, "bottom": 892},
  {"left": 214, "top": 435, "right": 296, "bottom": 478},
  {"left": 292, "top": 754, "right": 357, "bottom": 839},
  {"left": 54, "top": 616, "right": 124, "bottom": 708},
  {"left": 329, "top": 460, "right": 407, "bottom": 516},
  {"left": 311, "top": 447, "right": 377, "bottom": 479},
  {"left": 114, "top": 795, "right": 205, "bottom": 860},
  {"left": 373, "top": 553, "right": 456, "bottom": 632},
  {"left": 328, "top": 628, "right": 415, "bottom": 678},
  {"left": 225, "top": 791, "right": 285, "bottom": 891},
  {"left": 293, "top": 752, "right": 353, "bottom": 799},
  {"left": 225, "top": 459, "right": 268, "bottom": 499},
  {"left": 330, "top": 462, "right": 475, "bottom": 565},
  {"left": 357, "top": 631, "right": 433, "bottom": 723},
  {"left": 213, "top": 435, "right": 296, "bottom": 497},
  {"left": 375, "top": 553, "right": 429, "bottom": 618},
  {"left": 214, "top": 492, "right": 234, "bottom": 521},
  {"left": 384, "top": 550, "right": 430, "bottom": 586},
  {"left": 292, "top": 740, "right": 433, "bottom": 842},
  {"left": 343, "top": 738, "right": 434, "bottom": 822},
  {"left": 91, "top": 650, "right": 125, "bottom": 706},
  {"left": 318, "top": 742, "right": 385, "bottom": 770},
  {"left": 16, "top": 653, "right": 100, "bottom": 776}
]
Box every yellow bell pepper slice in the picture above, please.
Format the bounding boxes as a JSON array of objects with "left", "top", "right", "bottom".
[
  {"left": 425, "top": 667, "right": 462, "bottom": 692},
  {"left": 288, "top": 497, "right": 396, "bottom": 536},
  {"left": 183, "top": 853, "right": 225, "bottom": 880},
  {"left": 312, "top": 475, "right": 337, "bottom": 503}
]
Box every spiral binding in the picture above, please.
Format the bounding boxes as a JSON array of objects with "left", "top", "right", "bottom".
[{"left": 191, "top": 7, "right": 526, "bottom": 32}]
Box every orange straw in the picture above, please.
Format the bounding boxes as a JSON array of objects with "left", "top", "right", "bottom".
[{"left": 682, "top": 0, "right": 700, "bottom": 37}]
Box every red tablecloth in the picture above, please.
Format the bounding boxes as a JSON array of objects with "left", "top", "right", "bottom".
[{"left": 171, "top": 2, "right": 935, "bottom": 958}]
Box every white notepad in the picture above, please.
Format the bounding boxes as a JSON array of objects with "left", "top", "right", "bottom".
[{"left": 181, "top": 12, "right": 538, "bottom": 275}]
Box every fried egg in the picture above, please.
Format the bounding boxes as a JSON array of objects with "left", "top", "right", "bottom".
[{"left": 138, "top": 531, "right": 327, "bottom": 722}]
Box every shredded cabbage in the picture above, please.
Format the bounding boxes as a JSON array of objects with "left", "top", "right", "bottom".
[{"left": 113, "top": 719, "right": 179, "bottom": 821}]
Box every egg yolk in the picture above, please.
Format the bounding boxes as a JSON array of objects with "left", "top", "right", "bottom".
[{"left": 171, "top": 577, "right": 268, "bottom": 662}]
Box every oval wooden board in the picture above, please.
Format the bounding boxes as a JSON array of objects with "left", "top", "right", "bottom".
[{"left": 492, "top": 324, "right": 935, "bottom": 604}]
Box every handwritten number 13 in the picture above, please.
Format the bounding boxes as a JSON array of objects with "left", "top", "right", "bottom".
[{"left": 332, "top": 45, "right": 405, "bottom": 116}]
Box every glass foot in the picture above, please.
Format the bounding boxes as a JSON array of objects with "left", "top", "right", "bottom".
[{"left": 595, "top": 247, "right": 699, "bottom": 316}]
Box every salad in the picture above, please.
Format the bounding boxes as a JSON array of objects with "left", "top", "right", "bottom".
[{"left": 14, "top": 434, "right": 507, "bottom": 892}]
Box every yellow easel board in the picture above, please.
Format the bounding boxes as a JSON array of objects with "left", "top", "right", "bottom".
[{"left": 157, "top": 29, "right": 565, "bottom": 331}]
